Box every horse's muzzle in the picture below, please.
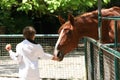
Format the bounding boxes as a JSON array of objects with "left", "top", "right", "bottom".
[{"left": 57, "top": 51, "right": 64, "bottom": 61}]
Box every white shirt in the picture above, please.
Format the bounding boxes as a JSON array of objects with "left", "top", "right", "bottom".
[{"left": 9, "top": 39, "right": 53, "bottom": 80}]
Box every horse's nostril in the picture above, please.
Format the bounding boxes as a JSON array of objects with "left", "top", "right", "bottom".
[{"left": 57, "top": 51, "right": 64, "bottom": 61}]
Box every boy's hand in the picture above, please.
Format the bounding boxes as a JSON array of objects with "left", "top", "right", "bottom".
[{"left": 5, "top": 44, "right": 12, "bottom": 52}]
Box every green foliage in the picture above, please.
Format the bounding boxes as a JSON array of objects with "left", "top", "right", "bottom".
[
  {"left": 0, "top": 0, "right": 111, "bottom": 17},
  {"left": 44, "top": 0, "right": 110, "bottom": 13},
  {"left": 0, "top": 0, "right": 110, "bottom": 15},
  {"left": 103, "top": 0, "right": 110, "bottom": 4},
  {"left": 0, "top": 0, "right": 17, "bottom": 10},
  {"left": 0, "top": 0, "right": 17, "bottom": 29},
  {"left": 0, "top": 9, "right": 15, "bottom": 30},
  {"left": 0, "top": 0, "right": 111, "bottom": 33},
  {"left": 17, "top": 0, "right": 47, "bottom": 15}
]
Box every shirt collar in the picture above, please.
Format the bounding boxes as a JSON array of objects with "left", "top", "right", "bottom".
[{"left": 26, "top": 39, "right": 37, "bottom": 44}]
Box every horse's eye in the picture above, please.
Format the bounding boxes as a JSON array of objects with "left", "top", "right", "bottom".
[
  {"left": 67, "top": 30, "right": 71, "bottom": 35},
  {"left": 65, "top": 30, "right": 72, "bottom": 37}
]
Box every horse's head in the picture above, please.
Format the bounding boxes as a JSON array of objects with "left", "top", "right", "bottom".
[{"left": 54, "top": 14, "right": 80, "bottom": 61}]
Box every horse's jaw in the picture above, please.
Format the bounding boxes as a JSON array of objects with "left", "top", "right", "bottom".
[{"left": 54, "top": 48, "right": 65, "bottom": 61}]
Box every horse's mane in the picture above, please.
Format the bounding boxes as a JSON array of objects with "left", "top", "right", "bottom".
[
  {"left": 75, "top": 10, "right": 98, "bottom": 20},
  {"left": 81, "top": 10, "right": 97, "bottom": 17},
  {"left": 58, "top": 6, "right": 120, "bottom": 33},
  {"left": 76, "top": 6, "right": 120, "bottom": 19}
]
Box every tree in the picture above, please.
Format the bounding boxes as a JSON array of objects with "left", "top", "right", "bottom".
[
  {"left": 15, "top": 0, "right": 111, "bottom": 16},
  {"left": 0, "top": 0, "right": 111, "bottom": 33}
]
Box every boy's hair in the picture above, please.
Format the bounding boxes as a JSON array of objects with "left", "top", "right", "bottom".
[{"left": 23, "top": 26, "right": 36, "bottom": 40}]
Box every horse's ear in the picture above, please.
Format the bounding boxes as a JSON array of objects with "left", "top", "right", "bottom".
[
  {"left": 68, "top": 14, "right": 74, "bottom": 26},
  {"left": 58, "top": 15, "right": 65, "bottom": 25}
]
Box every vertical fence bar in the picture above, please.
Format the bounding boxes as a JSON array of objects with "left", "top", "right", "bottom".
[
  {"left": 84, "top": 38, "right": 88, "bottom": 80},
  {"left": 99, "top": 49, "right": 104, "bottom": 80},
  {"left": 90, "top": 42, "right": 94, "bottom": 80},
  {"left": 114, "top": 20, "right": 118, "bottom": 48},
  {"left": 98, "top": 0, "right": 102, "bottom": 42},
  {"left": 114, "top": 57, "right": 119, "bottom": 80},
  {"left": 114, "top": 20, "right": 119, "bottom": 80},
  {"left": 98, "top": 0, "right": 104, "bottom": 80}
]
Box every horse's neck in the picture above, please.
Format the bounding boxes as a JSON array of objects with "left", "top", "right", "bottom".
[{"left": 77, "top": 17, "right": 98, "bottom": 40}]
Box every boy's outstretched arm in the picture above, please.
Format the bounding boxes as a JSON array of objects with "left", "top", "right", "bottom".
[{"left": 5, "top": 44, "right": 18, "bottom": 61}]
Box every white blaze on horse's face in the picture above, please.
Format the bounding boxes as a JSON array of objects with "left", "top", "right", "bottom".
[{"left": 54, "top": 29, "right": 64, "bottom": 56}]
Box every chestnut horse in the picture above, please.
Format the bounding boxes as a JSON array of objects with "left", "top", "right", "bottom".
[{"left": 54, "top": 6, "right": 120, "bottom": 61}]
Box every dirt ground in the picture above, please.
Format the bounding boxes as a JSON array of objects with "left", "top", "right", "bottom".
[{"left": 0, "top": 55, "right": 86, "bottom": 80}]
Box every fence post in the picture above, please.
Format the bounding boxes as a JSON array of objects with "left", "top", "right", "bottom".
[
  {"left": 98, "top": 0, "right": 104, "bottom": 79},
  {"left": 84, "top": 38, "right": 88, "bottom": 80},
  {"left": 114, "top": 57, "right": 119, "bottom": 80},
  {"left": 98, "top": 0, "right": 102, "bottom": 42},
  {"left": 90, "top": 42, "right": 94, "bottom": 80},
  {"left": 99, "top": 49, "right": 104, "bottom": 80},
  {"left": 114, "top": 20, "right": 119, "bottom": 80}
]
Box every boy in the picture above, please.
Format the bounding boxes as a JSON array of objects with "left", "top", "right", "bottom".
[{"left": 5, "top": 26, "right": 58, "bottom": 80}]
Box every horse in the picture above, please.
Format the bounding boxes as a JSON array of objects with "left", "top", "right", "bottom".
[{"left": 54, "top": 6, "right": 120, "bottom": 61}]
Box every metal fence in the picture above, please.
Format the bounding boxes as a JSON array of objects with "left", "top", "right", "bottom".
[
  {"left": 0, "top": 34, "right": 85, "bottom": 80},
  {"left": 0, "top": 34, "right": 84, "bottom": 56},
  {"left": 84, "top": 37, "right": 120, "bottom": 80},
  {"left": 85, "top": 1, "right": 120, "bottom": 78},
  {"left": 0, "top": 34, "right": 58, "bottom": 56}
]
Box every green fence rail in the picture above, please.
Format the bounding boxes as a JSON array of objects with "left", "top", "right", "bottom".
[
  {"left": 84, "top": 37, "right": 120, "bottom": 80},
  {"left": 0, "top": 34, "right": 58, "bottom": 56},
  {"left": 0, "top": 34, "right": 84, "bottom": 79},
  {"left": 0, "top": 34, "right": 83, "bottom": 56}
]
